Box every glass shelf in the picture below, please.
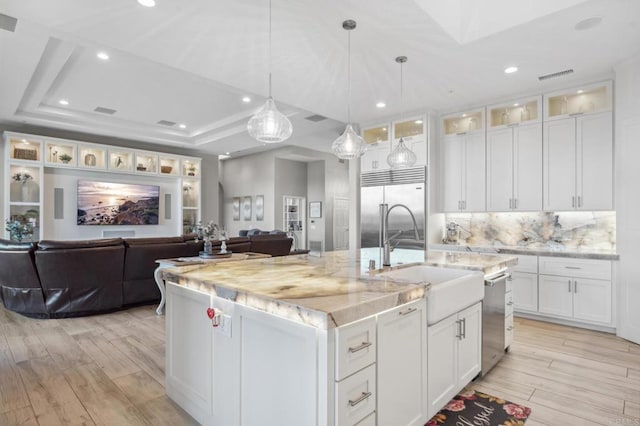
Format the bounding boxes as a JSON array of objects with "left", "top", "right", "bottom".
[{"left": 443, "top": 110, "right": 484, "bottom": 135}]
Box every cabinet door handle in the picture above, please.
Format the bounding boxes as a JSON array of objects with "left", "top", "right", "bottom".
[
  {"left": 569, "top": 112, "right": 585, "bottom": 116},
  {"left": 568, "top": 279, "right": 572, "bottom": 292},
  {"left": 399, "top": 307, "right": 417, "bottom": 316},
  {"left": 348, "top": 391, "right": 372, "bottom": 407},
  {"left": 509, "top": 198, "right": 512, "bottom": 209},
  {"left": 348, "top": 341, "right": 372, "bottom": 354},
  {"left": 507, "top": 326, "right": 514, "bottom": 331},
  {"left": 462, "top": 318, "right": 466, "bottom": 339},
  {"left": 455, "top": 319, "right": 462, "bottom": 340},
  {"left": 463, "top": 200, "right": 466, "bottom": 210},
  {"left": 456, "top": 132, "right": 467, "bottom": 136},
  {"left": 574, "top": 280, "right": 578, "bottom": 293},
  {"left": 515, "top": 198, "right": 518, "bottom": 209},
  {"left": 565, "top": 266, "right": 582, "bottom": 270},
  {"left": 572, "top": 196, "right": 575, "bottom": 208},
  {"left": 578, "top": 196, "right": 582, "bottom": 207},
  {"left": 507, "top": 301, "right": 514, "bottom": 306}
]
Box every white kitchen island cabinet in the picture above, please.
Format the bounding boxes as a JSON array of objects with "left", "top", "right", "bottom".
[{"left": 162, "top": 253, "right": 429, "bottom": 426}]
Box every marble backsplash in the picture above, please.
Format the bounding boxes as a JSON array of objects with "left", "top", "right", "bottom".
[{"left": 442, "top": 211, "right": 616, "bottom": 250}]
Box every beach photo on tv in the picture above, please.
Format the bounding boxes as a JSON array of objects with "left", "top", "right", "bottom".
[{"left": 77, "top": 180, "right": 159, "bottom": 225}]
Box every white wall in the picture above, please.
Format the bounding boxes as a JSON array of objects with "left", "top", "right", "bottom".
[
  {"left": 323, "top": 157, "right": 349, "bottom": 251},
  {"left": 306, "top": 161, "right": 325, "bottom": 248},
  {"left": 275, "top": 158, "right": 308, "bottom": 232},
  {"left": 614, "top": 54, "right": 640, "bottom": 344}
]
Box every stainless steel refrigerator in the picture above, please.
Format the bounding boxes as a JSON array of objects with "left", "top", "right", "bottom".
[{"left": 360, "top": 166, "right": 427, "bottom": 268}]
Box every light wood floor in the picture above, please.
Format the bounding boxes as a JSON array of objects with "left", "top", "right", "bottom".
[{"left": 0, "top": 304, "right": 638, "bottom": 426}]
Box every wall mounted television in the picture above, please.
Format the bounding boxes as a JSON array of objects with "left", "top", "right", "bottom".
[{"left": 77, "top": 180, "right": 160, "bottom": 225}]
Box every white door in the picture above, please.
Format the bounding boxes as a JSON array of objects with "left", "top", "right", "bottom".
[
  {"left": 538, "top": 275, "right": 573, "bottom": 318},
  {"left": 543, "top": 118, "right": 576, "bottom": 211},
  {"left": 441, "top": 135, "right": 463, "bottom": 212},
  {"left": 427, "top": 314, "right": 458, "bottom": 419},
  {"left": 486, "top": 128, "right": 514, "bottom": 211},
  {"left": 377, "top": 301, "right": 427, "bottom": 426},
  {"left": 463, "top": 132, "right": 486, "bottom": 211},
  {"left": 577, "top": 112, "right": 613, "bottom": 210},
  {"left": 333, "top": 197, "right": 349, "bottom": 250},
  {"left": 513, "top": 123, "right": 543, "bottom": 211},
  {"left": 457, "top": 302, "right": 482, "bottom": 385},
  {"left": 573, "top": 278, "right": 612, "bottom": 324},
  {"left": 511, "top": 272, "right": 538, "bottom": 313}
]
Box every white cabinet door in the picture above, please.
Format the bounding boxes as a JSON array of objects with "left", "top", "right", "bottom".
[
  {"left": 427, "top": 314, "right": 458, "bottom": 419},
  {"left": 513, "top": 123, "right": 543, "bottom": 211},
  {"left": 573, "top": 278, "right": 612, "bottom": 324},
  {"left": 441, "top": 135, "right": 464, "bottom": 212},
  {"left": 543, "top": 118, "right": 576, "bottom": 211},
  {"left": 464, "top": 132, "right": 486, "bottom": 211},
  {"left": 511, "top": 271, "right": 538, "bottom": 313},
  {"left": 538, "top": 275, "right": 573, "bottom": 318},
  {"left": 361, "top": 144, "right": 389, "bottom": 172},
  {"left": 457, "top": 302, "right": 482, "bottom": 385},
  {"left": 577, "top": 112, "right": 613, "bottom": 210},
  {"left": 486, "top": 128, "right": 513, "bottom": 211},
  {"left": 377, "top": 300, "right": 427, "bottom": 426}
]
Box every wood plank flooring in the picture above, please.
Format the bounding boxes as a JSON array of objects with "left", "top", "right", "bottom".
[{"left": 0, "top": 304, "right": 638, "bottom": 425}]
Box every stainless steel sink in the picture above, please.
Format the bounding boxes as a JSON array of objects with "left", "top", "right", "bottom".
[{"left": 378, "top": 265, "right": 484, "bottom": 324}]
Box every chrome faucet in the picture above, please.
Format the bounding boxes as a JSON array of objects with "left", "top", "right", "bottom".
[{"left": 380, "top": 203, "right": 421, "bottom": 266}]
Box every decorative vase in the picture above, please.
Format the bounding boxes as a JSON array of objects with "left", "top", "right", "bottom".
[
  {"left": 204, "top": 239, "right": 213, "bottom": 255},
  {"left": 220, "top": 240, "right": 227, "bottom": 254}
]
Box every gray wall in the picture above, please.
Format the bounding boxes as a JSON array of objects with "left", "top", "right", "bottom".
[
  {"left": 275, "top": 158, "right": 308, "bottom": 232},
  {"left": 323, "top": 157, "right": 349, "bottom": 250},
  {"left": 306, "top": 161, "right": 325, "bottom": 248}
]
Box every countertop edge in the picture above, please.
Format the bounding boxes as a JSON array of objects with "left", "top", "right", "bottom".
[{"left": 429, "top": 244, "right": 619, "bottom": 261}]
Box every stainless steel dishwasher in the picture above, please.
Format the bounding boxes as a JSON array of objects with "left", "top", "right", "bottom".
[{"left": 481, "top": 270, "right": 510, "bottom": 375}]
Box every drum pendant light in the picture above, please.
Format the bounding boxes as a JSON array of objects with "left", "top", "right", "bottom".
[
  {"left": 387, "top": 56, "right": 417, "bottom": 168},
  {"left": 331, "top": 20, "right": 367, "bottom": 160},
  {"left": 247, "top": 0, "right": 293, "bottom": 143}
]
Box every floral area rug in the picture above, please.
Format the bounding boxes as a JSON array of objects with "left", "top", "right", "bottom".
[{"left": 426, "top": 389, "right": 532, "bottom": 426}]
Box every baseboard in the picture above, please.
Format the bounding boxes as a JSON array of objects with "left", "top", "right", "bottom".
[{"left": 514, "top": 312, "right": 616, "bottom": 334}]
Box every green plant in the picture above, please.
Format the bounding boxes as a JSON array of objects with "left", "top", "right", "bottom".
[
  {"left": 5, "top": 219, "right": 34, "bottom": 242},
  {"left": 59, "top": 153, "right": 72, "bottom": 162}
]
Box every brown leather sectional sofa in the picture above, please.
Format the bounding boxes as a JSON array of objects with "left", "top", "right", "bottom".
[{"left": 0, "top": 234, "right": 292, "bottom": 318}]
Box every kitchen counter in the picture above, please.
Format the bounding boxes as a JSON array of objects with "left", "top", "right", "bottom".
[
  {"left": 429, "top": 243, "right": 619, "bottom": 261},
  {"left": 161, "top": 251, "right": 427, "bottom": 329},
  {"left": 424, "top": 250, "right": 518, "bottom": 276}
]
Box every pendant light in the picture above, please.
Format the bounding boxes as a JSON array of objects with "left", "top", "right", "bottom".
[
  {"left": 387, "top": 56, "right": 417, "bottom": 168},
  {"left": 247, "top": 0, "right": 292, "bottom": 143},
  {"left": 331, "top": 20, "right": 367, "bottom": 160}
]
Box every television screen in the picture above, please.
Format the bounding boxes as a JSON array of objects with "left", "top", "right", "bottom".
[{"left": 77, "top": 180, "right": 160, "bottom": 225}]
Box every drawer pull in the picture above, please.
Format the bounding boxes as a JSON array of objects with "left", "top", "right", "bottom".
[
  {"left": 565, "top": 266, "right": 582, "bottom": 270},
  {"left": 507, "top": 326, "right": 514, "bottom": 331},
  {"left": 348, "top": 391, "right": 372, "bottom": 407},
  {"left": 399, "top": 307, "right": 417, "bottom": 316},
  {"left": 348, "top": 341, "right": 372, "bottom": 353}
]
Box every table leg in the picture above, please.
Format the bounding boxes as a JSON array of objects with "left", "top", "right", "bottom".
[{"left": 154, "top": 265, "right": 166, "bottom": 315}]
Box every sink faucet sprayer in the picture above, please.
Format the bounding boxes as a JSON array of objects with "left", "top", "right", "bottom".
[{"left": 380, "top": 203, "right": 421, "bottom": 266}]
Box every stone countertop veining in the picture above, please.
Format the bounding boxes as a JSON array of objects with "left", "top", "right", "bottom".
[
  {"left": 161, "top": 251, "right": 428, "bottom": 330},
  {"left": 429, "top": 244, "right": 619, "bottom": 261},
  {"left": 424, "top": 251, "right": 518, "bottom": 276}
]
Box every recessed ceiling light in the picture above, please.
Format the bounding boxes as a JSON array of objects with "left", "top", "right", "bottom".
[
  {"left": 97, "top": 52, "right": 109, "bottom": 60},
  {"left": 59, "top": 99, "right": 69, "bottom": 105},
  {"left": 513, "top": 103, "right": 519, "bottom": 107},
  {"left": 382, "top": 127, "right": 387, "bottom": 131},
  {"left": 575, "top": 17, "right": 602, "bottom": 31},
  {"left": 577, "top": 90, "right": 584, "bottom": 94},
  {"left": 462, "top": 114, "right": 467, "bottom": 118},
  {"left": 415, "top": 120, "right": 423, "bottom": 124},
  {"left": 376, "top": 102, "right": 386, "bottom": 108},
  {"left": 225, "top": 152, "right": 230, "bottom": 155},
  {"left": 242, "top": 96, "right": 251, "bottom": 103},
  {"left": 504, "top": 66, "right": 518, "bottom": 74},
  {"left": 137, "top": 0, "right": 156, "bottom": 7},
  {"left": 178, "top": 124, "right": 187, "bottom": 129}
]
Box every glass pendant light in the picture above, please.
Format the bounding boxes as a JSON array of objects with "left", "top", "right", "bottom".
[
  {"left": 247, "top": 0, "right": 292, "bottom": 143},
  {"left": 387, "top": 56, "right": 417, "bottom": 169},
  {"left": 332, "top": 20, "right": 367, "bottom": 160}
]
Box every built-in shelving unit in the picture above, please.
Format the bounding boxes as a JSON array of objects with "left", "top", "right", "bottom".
[{"left": 283, "top": 196, "right": 305, "bottom": 250}]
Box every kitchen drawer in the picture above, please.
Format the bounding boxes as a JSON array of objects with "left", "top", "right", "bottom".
[
  {"left": 335, "top": 364, "right": 376, "bottom": 426},
  {"left": 510, "top": 254, "right": 538, "bottom": 274},
  {"left": 538, "top": 257, "right": 611, "bottom": 280},
  {"left": 505, "top": 314, "right": 514, "bottom": 349},
  {"left": 354, "top": 412, "right": 376, "bottom": 426},
  {"left": 335, "top": 316, "right": 376, "bottom": 381},
  {"left": 505, "top": 291, "right": 514, "bottom": 317}
]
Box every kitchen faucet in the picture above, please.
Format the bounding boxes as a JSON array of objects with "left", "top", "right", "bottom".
[{"left": 380, "top": 203, "right": 421, "bottom": 266}]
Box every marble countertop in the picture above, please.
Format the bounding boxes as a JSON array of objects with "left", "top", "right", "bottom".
[
  {"left": 429, "top": 243, "right": 619, "bottom": 261},
  {"left": 424, "top": 251, "right": 517, "bottom": 276},
  {"left": 161, "top": 251, "right": 428, "bottom": 330}
]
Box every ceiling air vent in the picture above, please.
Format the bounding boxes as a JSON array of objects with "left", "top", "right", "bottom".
[
  {"left": 538, "top": 69, "right": 574, "bottom": 81},
  {"left": 0, "top": 14, "right": 18, "bottom": 33},
  {"left": 304, "top": 114, "right": 327, "bottom": 122},
  {"left": 157, "top": 120, "right": 177, "bottom": 126},
  {"left": 94, "top": 106, "right": 117, "bottom": 115}
]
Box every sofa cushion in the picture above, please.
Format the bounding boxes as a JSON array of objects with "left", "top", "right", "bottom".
[
  {"left": 0, "top": 239, "right": 36, "bottom": 251},
  {"left": 0, "top": 241, "right": 47, "bottom": 317},
  {"left": 249, "top": 235, "right": 293, "bottom": 257},
  {"left": 124, "top": 236, "right": 185, "bottom": 246}
]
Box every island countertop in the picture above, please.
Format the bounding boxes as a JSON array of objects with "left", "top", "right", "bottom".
[{"left": 161, "top": 251, "right": 428, "bottom": 329}]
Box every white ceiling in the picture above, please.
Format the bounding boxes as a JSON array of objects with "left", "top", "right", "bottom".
[{"left": 0, "top": 0, "right": 639, "bottom": 157}]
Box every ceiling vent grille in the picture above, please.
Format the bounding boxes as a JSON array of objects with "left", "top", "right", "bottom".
[
  {"left": 304, "top": 114, "right": 327, "bottom": 122},
  {"left": 0, "top": 14, "right": 17, "bottom": 33},
  {"left": 157, "top": 120, "right": 177, "bottom": 126},
  {"left": 94, "top": 106, "right": 117, "bottom": 115},
  {"left": 538, "top": 69, "right": 574, "bottom": 81}
]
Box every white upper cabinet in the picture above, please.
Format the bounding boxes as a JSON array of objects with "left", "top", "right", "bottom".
[
  {"left": 544, "top": 81, "right": 612, "bottom": 121},
  {"left": 543, "top": 111, "right": 613, "bottom": 211},
  {"left": 361, "top": 123, "right": 391, "bottom": 172},
  {"left": 392, "top": 114, "right": 428, "bottom": 166},
  {"left": 442, "top": 109, "right": 484, "bottom": 136},
  {"left": 487, "top": 96, "right": 541, "bottom": 129}
]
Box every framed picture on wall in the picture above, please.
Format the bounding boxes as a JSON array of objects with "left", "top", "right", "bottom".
[
  {"left": 309, "top": 201, "right": 322, "bottom": 218},
  {"left": 255, "top": 195, "right": 264, "bottom": 221},
  {"left": 232, "top": 197, "right": 241, "bottom": 221},
  {"left": 243, "top": 196, "right": 252, "bottom": 221}
]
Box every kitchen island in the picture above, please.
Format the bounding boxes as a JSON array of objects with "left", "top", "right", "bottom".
[{"left": 160, "top": 251, "right": 515, "bottom": 426}]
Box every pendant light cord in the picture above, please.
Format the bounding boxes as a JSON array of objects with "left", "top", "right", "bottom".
[
  {"left": 347, "top": 29, "right": 351, "bottom": 124},
  {"left": 268, "top": 0, "right": 272, "bottom": 98},
  {"left": 399, "top": 60, "right": 404, "bottom": 121}
]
